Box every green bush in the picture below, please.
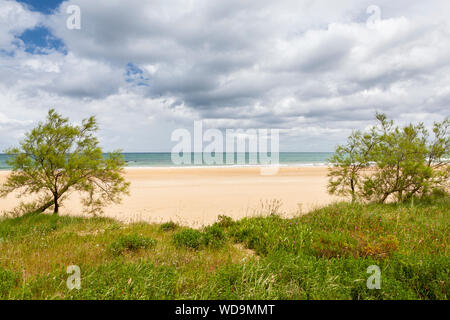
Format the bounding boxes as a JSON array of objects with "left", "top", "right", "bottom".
[
  {"left": 173, "top": 228, "right": 203, "bottom": 249},
  {"left": 216, "top": 215, "right": 235, "bottom": 228},
  {"left": 203, "top": 224, "right": 227, "bottom": 248},
  {"left": 160, "top": 221, "right": 178, "bottom": 232},
  {"left": 310, "top": 231, "right": 358, "bottom": 259},
  {"left": 108, "top": 234, "right": 157, "bottom": 256},
  {"left": 173, "top": 225, "right": 228, "bottom": 249},
  {"left": 417, "top": 188, "right": 450, "bottom": 204}
]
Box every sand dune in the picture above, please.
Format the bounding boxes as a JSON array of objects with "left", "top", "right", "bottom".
[{"left": 0, "top": 167, "right": 341, "bottom": 227}]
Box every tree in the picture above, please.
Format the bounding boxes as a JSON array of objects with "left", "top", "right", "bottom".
[
  {"left": 327, "top": 129, "right": 376, "bottom": 202},
  {"left": 328, "top": 113, "right": 449, "bottom": 203},
  {"left": 425, "top": 118, "right": 450, "bottom": 194},
  {"left": 0, "top": 109, "right": 130, "bottom": 215}
]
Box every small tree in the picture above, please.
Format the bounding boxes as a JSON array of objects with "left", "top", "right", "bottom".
[
  {"left": 328, "top": 113, "right": 449, "bottom": 203},
  {"left": 425, "top": 118, "right": 450, "bottom": 194},
  {"left": 0, "top": 109, "right": 130, "bottom": 215},
  {"left": 327, "top": 129, "right": 376, "bottom": 202}
]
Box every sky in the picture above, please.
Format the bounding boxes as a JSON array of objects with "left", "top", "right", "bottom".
[{"left": 0, "top": 0, "right": 449, "bottom": 152}]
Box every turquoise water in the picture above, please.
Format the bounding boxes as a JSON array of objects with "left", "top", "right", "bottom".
[{"left": 0, "top": 152, "right": 333, "bottom": 170}]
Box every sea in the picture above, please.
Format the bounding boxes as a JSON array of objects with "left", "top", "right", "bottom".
[{"left": 0, "top": 152, "right": 333, "bottom": 170}]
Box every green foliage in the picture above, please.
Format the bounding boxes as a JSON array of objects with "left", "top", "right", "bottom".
[
  {"left": 0, "top": 268, "right": 21, "bottom": 299},
  {"left": 203, "top": 224, "right": 227, "bottom": 248},
  {"left": 173, "top": 228, "right": 204, "bottom": 249},
  {"left": 108, "top": 234, "right": 157, "bottom": 256},
  {"left": 328, "top": 129, "right": 377, "bottom": 201},
  {"left": 159, "top": 221, "right": 178, "bottom": 232},
  {"left": 229, "top": 215, "right": 293, "bottom": 255},
  {"left": 0, "top": 109, "right": 129, "bottom": 215},
  {"left": 0, "top": 212, "right": 78, "bottom": 240},
  {"left": 210, "top": 261, "right": 279, "bottom": 299},
  {"left": 69, "top": 262, "right": 178, "bottom": 299},
  {"left": 14, "top": 262, "right": 178, "bottom": 300},
  {"left": 328, "top": 113, "right": 449, "bottom": 203},
  {"left": 216, "top": 215, "right": 235, "bottom": 228},
  {"left": 0, "top": 199, "right": 448, "bottom": 300},
  {"left": 173, "top": 224, "right": 227, "bottom": 249}
]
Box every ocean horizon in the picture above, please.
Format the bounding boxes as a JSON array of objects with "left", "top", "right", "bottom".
[{"left": 0, "top": 152, "right": 334, "bottom": 170}]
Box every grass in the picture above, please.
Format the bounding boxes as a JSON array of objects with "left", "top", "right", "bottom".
[
  {"left": 0, "top": 197, "right": 448, "bottom": 300},
  {"left": 108, "top": 234, "right": 157, "bottom": 256}
]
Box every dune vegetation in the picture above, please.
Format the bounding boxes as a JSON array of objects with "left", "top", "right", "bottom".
[{"left": 0, "top": 195, "right": 448, "bottom": 300}]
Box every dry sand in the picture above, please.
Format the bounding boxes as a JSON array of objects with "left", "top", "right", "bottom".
[{"left": 0, "top": 166, "right": 340, "bottom": 227}]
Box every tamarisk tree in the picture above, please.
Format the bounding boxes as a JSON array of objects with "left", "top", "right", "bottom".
[
  {"left": 327, "top": 129, "right": 377, "bottom": 202},
  {"left": 0, "top": 109, "right": 129, "bottom": 215},
  {"left": 328, "top": 113, "right": 449, "bottom": 203}
]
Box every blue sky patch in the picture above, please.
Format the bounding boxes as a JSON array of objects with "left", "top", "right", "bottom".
[
  {"left": 16, "top": 0, "right": 65, "bottom": 14},
  {"left": 16, "top": 26, "right": 67, "bottom": 55},
  {"left": 125, "top": 63, "right": 150, "bottom": 87}
]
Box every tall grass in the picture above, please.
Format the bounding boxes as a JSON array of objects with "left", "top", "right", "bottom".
[{"left": 0, "top": 197, "right": 448, "bottom": 299}]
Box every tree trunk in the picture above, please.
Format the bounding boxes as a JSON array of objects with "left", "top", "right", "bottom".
[
  {"left": 35, "top": 185, "right": 70, "bottom": 214},
  {"left": 36, "top": 199, "right": 55, "bottom": 213},
  {"left": 53, "top": 193, "right": 59, "bottom": 214},
  {"left": 350, "top": 179, "right": 355, "bottom": 203},
  {"left": 380, "top": 192, "right": 389, "bottom": 203}
]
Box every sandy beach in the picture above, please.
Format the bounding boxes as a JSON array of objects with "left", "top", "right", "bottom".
[{"left": 0, "top": 166, "right": 339, "bottom": 227}]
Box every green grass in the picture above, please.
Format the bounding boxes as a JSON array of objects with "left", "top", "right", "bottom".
[
  {"left": 0, "top": 197, "right": 448, "bottom": 300},
  {"left": 108, "top": 234, "right": 157, "bottom": 256}
]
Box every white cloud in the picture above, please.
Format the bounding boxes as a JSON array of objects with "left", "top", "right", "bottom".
[
  {"left": 0, "top": 0, "right": 41, "bottom": 50},
  {"left": 0, "top": 0, "right": 449, "bottom": 151}
]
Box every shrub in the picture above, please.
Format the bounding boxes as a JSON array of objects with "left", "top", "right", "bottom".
[
  {"left": 203, "top": 224, "right": 227, "bottom": 248},
  {"left": 417, "top": 187, "right": 450, "bottom": 204},
  {"left": 310, "top": 231, "right": 358, "bottom": 259},
  {"left": 108, "top": 234, "right": 156, "bottom": 255},
  {"left": 360, "top": 235, "right": 399, "bottom": 259},
  {"left": 173, "top": 228, "right": 203, "bottom": 249},
  {"left": 173, "top": 225, "right": 228, "bottom": 250},
  {"left": 216, "top": 215, "right": 235, "bottom": 228},
  {"left": 160, "top": 221, "right": 178, "bottom": 232}
]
